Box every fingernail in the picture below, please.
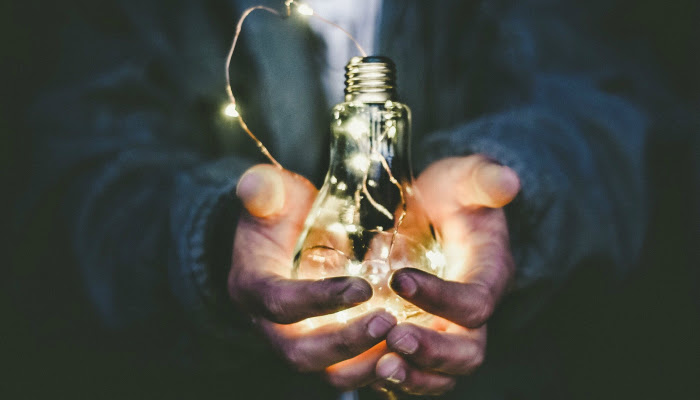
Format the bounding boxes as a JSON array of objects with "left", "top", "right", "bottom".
[
  {"left": 341, "top": 281, "right": 372, "bottom": 304},
  {"left": 481, "top": 163, "right": 506, "bottom": 182},
  {"left": 493, "top": 165, "right": 520, "bottom": 194},
  {"left": 390, "top": 272, "right": 417, "bottom": 298},
  {"left": 393, "top": 333, "right": 419, "bottom": 355},
  {"left": 367, "top": 315, "right": 395, "bottom": 339},
  {"left": 236, "top": 166, "right": 284, "bottom": 217},
  {"left": 377, "top": 356, "right": 405, "bottom": 384},
  {"left": 479, "top": 164, "right": 520, "bottom": 205},
  {"left": 237, "top": 169, "right": 264, "bottom": 199}
]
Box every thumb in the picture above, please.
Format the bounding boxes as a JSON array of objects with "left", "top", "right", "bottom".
[
  {"left": 236, "top": 164, "right": 286, "bottom": 217},
  {"left": 463, "top": 157, "right": 520, "bottom": 208},
  {"left": 233, "top": 164, "right": 318, "bottom": 274},
  {"left": 418, "top": 156, "right": 520, "bottom": 211}
]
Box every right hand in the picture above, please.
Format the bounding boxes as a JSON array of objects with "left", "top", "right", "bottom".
[{"left": 228, "top": 164, "right": 396, "bottom": 390}]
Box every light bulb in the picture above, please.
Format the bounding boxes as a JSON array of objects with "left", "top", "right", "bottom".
[{"left": 293, "top": 56, "right": 445, "bottom": 326}]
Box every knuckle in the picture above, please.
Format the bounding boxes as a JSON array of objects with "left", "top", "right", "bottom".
[
  {"left": 282, "top": 342, "right": 314, "bottom": 372},
  {"left": 466, "top": 285, "right": 494, "bottom": 327},
  {"left": 460, "top": 347, "right": 485, "bottom": 374},
  {"left": 471, "top": 347, "right": 486, "bottom": 369},
  {"left": 419, "top": 343, "right": 443, "bottom": 370},
  {"left": 434, "top": 379, "right": 457, "bottom": 396},
  {"left": 262, "top": 289, "right": 294, "bottom": 323},
  {"left": 334, "top": 330, "right": 356, "bottom": 358}
]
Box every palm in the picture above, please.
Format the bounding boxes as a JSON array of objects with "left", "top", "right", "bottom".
[{"left": 372, "top": 155, "right": 519, "bottom": 395}]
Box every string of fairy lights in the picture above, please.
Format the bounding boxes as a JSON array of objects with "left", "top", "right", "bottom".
[{"left": 224, "top": 0, "right": 367, "bottom": 169}]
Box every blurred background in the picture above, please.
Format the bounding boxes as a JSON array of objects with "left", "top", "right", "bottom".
[{"left": 2, "top": 0, "right": 698, "bottom": 398}]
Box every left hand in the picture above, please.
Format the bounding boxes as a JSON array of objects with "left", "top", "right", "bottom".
[{"left": 374, "top": 155, "right": 520, "bottom": 396}]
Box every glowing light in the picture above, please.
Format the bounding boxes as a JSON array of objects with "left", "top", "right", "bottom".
[
  {"left": 348, "top": 261, "right": 362, "bottom": 275},
  {"left": 327, "top": 222, "right": 345, "bottom": 235},
  {"left": 296, "top": 3, "right": 314, "bottom": 16},
  {"left": 336, "top": 309, "right": 349, "bottom": 324},
  {"left": 330, "top": 176, "right": 338, "bottom": 184},
  {"left": 344, "top": 118, "right": 368, "bottom": 140},
  {"left": 426, "top": 250, "right": 446, "bottom": 271},
  {"left": 348, "top": 154, "right": 370, "bottom": 172},
  {"left": 224, "top": 103, "right": 239, "bottom": 117},
  {"left": 367, "top": 179, "right": 377, "bottom": 187},
  {"left": 380, "top": 245, "right": 390, "bottom": 259},
  {"left": 336, "top": 182, "right": 347, "bottom": 191},
  {"left": 345, "top": 224, "right": 358, "bottom": 233}
]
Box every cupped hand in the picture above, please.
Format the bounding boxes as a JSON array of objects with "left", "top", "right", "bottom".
[
  {"left": 228, "top": 164, "right": 396, "bottom": 390},
  {"left": 375, "top": 155, "right": 520, "bottom": 396}
]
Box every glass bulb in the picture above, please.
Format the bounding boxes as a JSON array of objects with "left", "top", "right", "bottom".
[{"left": 292, "top": 57, "right": 445, "bottom": 327}]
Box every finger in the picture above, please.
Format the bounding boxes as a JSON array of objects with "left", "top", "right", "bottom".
[
  {"left": 464, "top": 156, "right": 520, "bottom": 208},
  {"left": 390, "top": 268, "right": 495, "bottom": 328},
  {"left": 232, "top": 164, "right": 317, "bottom": 276},
  {"left": 376, "top": 353, "right": 456, "bottom": 396},
  {"left": 237, "top": 164, "right": 318, "bottom": 222},
  {"left": 261, "top": 310, "right": 397, "bottom": 372},
  {"left": 239, "top": 276, "right": 373, "bottom": 324},
  {"left": 418, "top": 155, "right": 520, "bottom": 209},
  {"left": 386, "top": 323, "right": 486, "bottom": 375},
  {"left": 324, "top": 341, "right": 389, "bottom": 391},
  {"left": 236, "top": 164, "right": 286, "bottom": 217}
]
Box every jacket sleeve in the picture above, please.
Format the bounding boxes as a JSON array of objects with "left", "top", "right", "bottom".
[
  {"left": 27, "top": 0, "right": 265, "bottom": 365},
  {"left": 415, "top": 0, "right": 652, "bottom": 328}
]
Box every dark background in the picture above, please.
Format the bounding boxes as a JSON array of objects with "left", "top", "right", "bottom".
[{"left": 2, "top": 1, "right": 698, "bottom": 398}]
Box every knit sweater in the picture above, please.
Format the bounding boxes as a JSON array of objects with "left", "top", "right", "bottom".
[{"left": 26, "top": 0, "right": 655, "bottom": 396}]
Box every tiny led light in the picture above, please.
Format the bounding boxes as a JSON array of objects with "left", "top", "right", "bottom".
[
  {"left": 379, "top": 245, "right": 390, "bottom": 259},
  {"left": 224, "top": 103, "right": 239, "bottom": 117},
  {"left": 225, "top": 0, "right": 368, "bottom": 169},
  {"left": 296, "top": 3, "right": 314, "bottom": 16},
  {"left": 344, "top": 118, "right": 368, "bottom": 139},
  {"left": 348, "top": 261, "right": 363, "bottom": 275},
  {"left": 426, "top": 249, "right": 447, "bottom": 270},
  {"left": 348, "top": 153, "right": 370, "bottom": 173},
  {"left": 345, "top": 224, "right": 358, "bottom": 233}
]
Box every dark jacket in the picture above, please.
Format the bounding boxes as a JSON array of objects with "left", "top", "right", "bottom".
[{"left": 23, "top": 0, "right": 659, "bottom": 397}]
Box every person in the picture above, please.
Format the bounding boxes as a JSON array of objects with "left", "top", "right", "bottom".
[{"left": 20, "top": 0, "right": 663, "bottom": 397}]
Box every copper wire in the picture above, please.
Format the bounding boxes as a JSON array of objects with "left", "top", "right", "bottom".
[{"left": 225, "top": 1, "right": 367, "bottom": 168}]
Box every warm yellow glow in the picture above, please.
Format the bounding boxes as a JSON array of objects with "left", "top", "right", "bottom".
[
  {"left": 426, "top": 249, "right": 446, "bottom": 271},
  {"left": 336, "top": 309, "right": 349, "bottom": 324},
  {"left": 379, "top": 245, "right": 390, "bottom": 259},
  {"left": 348, "top": 261, "right": 362, "bottom": 275},
  {"left": 224, "top": 103, "right": 239, "bottom": 117},
  {"left": 327, "top": 222, "right": 346, "bottom": 235},
  {"left": 348, "top": 153, "right": 370, "bottom": 172},
  {"left": 344, "top": 118, "right": 368, "bottom": 140},
  {"left": 296, "top": 3, "right": 314, "bottom": 16}
]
